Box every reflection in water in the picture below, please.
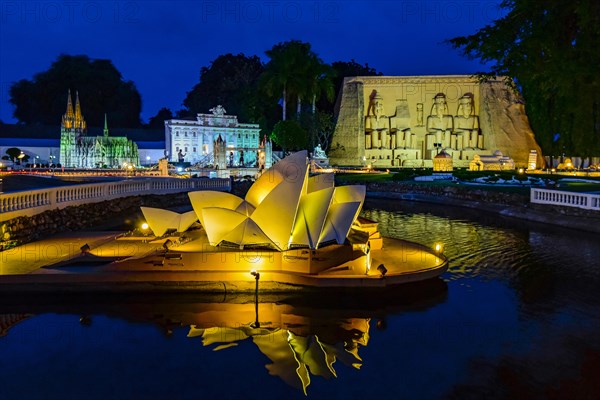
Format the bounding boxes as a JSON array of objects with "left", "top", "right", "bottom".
[
  {"left": 0, "top": 280, "right": 447, "bottom": 396},
  {"left": 189, "top": 320, "right": 367, "bottom": 395},
  {"left": 2, "top": 200, "right": 600, "bottom": 398}
]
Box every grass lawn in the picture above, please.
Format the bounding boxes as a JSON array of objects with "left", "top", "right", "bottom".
[{"left": 335, "top": 170, "right": 600, "bottom": 196}]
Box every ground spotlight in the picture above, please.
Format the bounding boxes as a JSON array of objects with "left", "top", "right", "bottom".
[
  {"left": 250, "top": 269, "right": 260, "bottom": 280},
  {"left": 141, "top": 222, "right": 149, "bottom": 230},
  {"left": 434, "top": 243, "right": 443, "bottom": 254},
  {"left": 377, "top": 264, "right": 387, "bottom": 277}
]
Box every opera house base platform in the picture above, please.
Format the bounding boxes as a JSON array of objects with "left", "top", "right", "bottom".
[
  {"left": 0, "top": 229, "right": 447, "bottom": 293},
  {"left": 0, "top": 151, "right": 447, "bottom": 293}
]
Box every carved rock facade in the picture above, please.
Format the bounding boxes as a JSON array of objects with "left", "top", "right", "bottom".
[{"left": 329, "top": 76, "right": 543, "bottom": 168}]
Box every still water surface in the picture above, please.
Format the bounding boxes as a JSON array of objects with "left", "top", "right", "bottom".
[{"left": 1, "top": 199, "right": 599, "bottom": 399}]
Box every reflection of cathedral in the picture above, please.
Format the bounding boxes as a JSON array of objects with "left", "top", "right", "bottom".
[
  {"left": 330, "top": 76, "right": 544, "bottom": 168},
  {"left": 59, "top": 90, "right": 139, "bottom": 168}
]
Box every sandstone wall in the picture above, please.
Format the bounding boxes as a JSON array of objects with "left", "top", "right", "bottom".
[
  {"left": 328, "top": 81, "right": 365, "bottom": 165},
  {"left": 478, "top": 81, "right": 543, "bottom": 166},
  {"left": 330, "top": 75, "right": 543, "bottom": 167}
]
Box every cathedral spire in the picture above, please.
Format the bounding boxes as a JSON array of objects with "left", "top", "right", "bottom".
[
  {"left": 103, "top": 113, "right": 109, "bottom": 137},
  {"left": 74, "top": 91, "right": 82, "bottom": 121},
  {"left": 65, "top": 89, "right": 74, "bottom": 118}
]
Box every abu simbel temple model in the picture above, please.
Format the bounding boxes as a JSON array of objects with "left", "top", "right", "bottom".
[
  {"left": 60, "top": 90, "right": 139, "bottom": 168},
  {"left": 329, "top": 75, "right": 543, "bottom": 168}
]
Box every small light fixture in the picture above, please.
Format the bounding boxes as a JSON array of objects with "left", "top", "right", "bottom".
[
  {"left": 80, "top": 243, "right": 91, "bottom": 254},
  {"left": 250, "top": 269, "right": 260, "bottom": 280},
  {"left": 434, "top": 243, "right": 443, "bottom": 253},
  {"left": 377, "top": 264, "right": 387, "bottom": 277},
  {"left": 141, "top": 222, "right": 149, "bottom": 230}
]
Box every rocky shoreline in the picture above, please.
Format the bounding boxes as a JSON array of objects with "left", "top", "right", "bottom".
[{"left": 1, "top": 193, "right": 191, "bottom": 249}]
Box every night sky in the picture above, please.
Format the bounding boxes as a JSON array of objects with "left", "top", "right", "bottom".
[{"left": 0, "top": 0, "right": 504, "bottom": 124}]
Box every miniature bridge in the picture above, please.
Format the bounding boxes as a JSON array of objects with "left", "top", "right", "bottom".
[{"left": 0, "top": 178, "right": 230, "bottom": 222}]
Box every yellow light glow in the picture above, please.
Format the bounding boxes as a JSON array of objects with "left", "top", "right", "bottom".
[
  {"left": 518, "top": 168, "right": 524, "bottom": 174},
  {"left": 434, "top": 243, "right": 443, "bottom": 253},
  {"left": 141, "top": 223, "right": 149, "bottom": 230}
]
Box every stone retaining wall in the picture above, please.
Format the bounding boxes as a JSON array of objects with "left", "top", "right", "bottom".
[
  {"left": 1, "top": 193, "right": 191, "bottom": 249},
  {"left": 357, "top": 181, "right": 600, "bottom": 232}
]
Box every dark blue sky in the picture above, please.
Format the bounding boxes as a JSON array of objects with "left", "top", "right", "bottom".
[{"left": 0, "top": 0, "right": 504, "bottom": 124}]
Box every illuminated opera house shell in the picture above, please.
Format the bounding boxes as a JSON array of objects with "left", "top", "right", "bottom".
[{"left": 184, "top": 151, "right": 366, "bottom": 250}]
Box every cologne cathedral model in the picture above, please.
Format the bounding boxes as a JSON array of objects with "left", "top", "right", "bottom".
[{"left": 60, "top": 90, "right": 139, "bottom": 168}]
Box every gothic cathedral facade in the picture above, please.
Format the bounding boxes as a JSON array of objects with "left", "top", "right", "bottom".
[{"left": 60, "top": 90, "right": 139, "bottom": 168}]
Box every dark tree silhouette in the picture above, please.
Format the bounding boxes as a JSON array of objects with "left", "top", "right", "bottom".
[
  {"left": 9, "top": 54, "right": 142, "bottom": 128},
  {"left": 448, "top": 0, "right": 600, "bottom": 156}
]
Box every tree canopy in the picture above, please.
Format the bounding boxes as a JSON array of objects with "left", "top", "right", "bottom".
[
  {"left": 260, "top": 41, "right": 336, "bottom": 121},
  {"left": 448, "top": 0, "right": 600, "bottom": 156},
  {"left": 9, "top": 54, "right": 142, "bottom": 128},
  {"left": 146, "top": 107, "right": 173, "bottom": 129},
  {"left": 270, "top": 120, "right": 308, "bottom": 151},
  {"left": 182, "top": 53, "right": 265, "bottom": 122}
]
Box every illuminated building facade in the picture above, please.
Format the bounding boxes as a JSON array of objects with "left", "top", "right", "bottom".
[
  {"left": 59, "top": 90, "right": 139, "bottom": 168},
  {"left": 165, "top": 105, "right": 264, "bottom": 167}
]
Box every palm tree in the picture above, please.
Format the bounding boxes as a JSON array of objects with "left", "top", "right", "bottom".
[
  {"left": 305, "top": 56, "right": 336, "bottom": 114},
  {"left": 261, "top": 41, "right": 315, "bottom": 121}
]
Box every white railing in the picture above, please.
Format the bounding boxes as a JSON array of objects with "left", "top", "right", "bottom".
[
  {"left": 530, "top": 188, "right": 600, "bottom": 211},
  {"left": 0, "top": 178, "right": 230, "bottom": 221}
]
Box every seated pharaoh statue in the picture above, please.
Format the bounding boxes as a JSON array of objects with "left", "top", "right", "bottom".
[
  {"left": 426, "top": 93, "right": 453, "bottom": 150},
  {"left": 365, "top": 92, "right": 390, "bottom": 149},
  {"left": 454, "top": 93, "right": 482, "bottom": 149},
  {"left": 390, "top": 99, "right": 414, "bottom": 149}
]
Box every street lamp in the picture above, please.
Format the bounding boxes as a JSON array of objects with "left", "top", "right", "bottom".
[{"left": 250, "top": 270, "right": 260, "bottom": 328}]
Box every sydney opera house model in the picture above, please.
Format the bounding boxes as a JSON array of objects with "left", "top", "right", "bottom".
[{"left": 139, "top": 151, "right": 447, "bottom": 287}]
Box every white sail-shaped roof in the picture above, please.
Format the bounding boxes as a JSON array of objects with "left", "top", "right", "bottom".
[
  {"left": 189, "top": 191, "right": 245, "bottom": 227},
  {"left": 185, "top": 151, "right": 365, "bottom": 250},
  {"left": 251, "top": 165, "right": 308, "bottom": 250},
  {"left": 317, "top": 186, "right": 366, "bottom": 246},
  {"left": 290, "top": 187, "right": 334, "bottom": 248},
  {"left": 141, "top": 207, "right": 198, "bottom": 237}
]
